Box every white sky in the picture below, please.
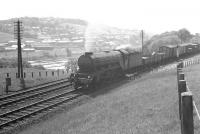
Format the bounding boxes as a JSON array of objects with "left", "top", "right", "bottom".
[{"left": 1, "top": 0, "right": 200, "bottom": 34}]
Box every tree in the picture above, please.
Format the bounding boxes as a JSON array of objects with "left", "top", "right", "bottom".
[
  {"left": 177, "top": 28, "right": 192, "bottom": 43},
  {"left": 66, "top": 48, "right": 72, "bottom": 57},
  {"left": 65, "top": 58, "right": 78, "bottom": 73}
]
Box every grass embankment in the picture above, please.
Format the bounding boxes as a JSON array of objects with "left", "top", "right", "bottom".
[
  {"left": 183, "top": 64, "right": 200, "bottom": 133},
  {"left": 0, "top": 68, "right": 69, "bottom": 95},
  {"left": 18, "top": 69, "right": 181, "bottom": 134}
]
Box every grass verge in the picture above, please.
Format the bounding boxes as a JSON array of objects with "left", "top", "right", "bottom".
[{"left": 16, "top": 68, "right": 181, "bottom": 134}]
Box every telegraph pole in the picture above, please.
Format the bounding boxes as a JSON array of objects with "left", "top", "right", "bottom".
[
  {"left": 14, "top": 20, "right": 23, "bottom": 78},
  {"left": 141, "top": 30, "right": 144, "bottom": 55}
]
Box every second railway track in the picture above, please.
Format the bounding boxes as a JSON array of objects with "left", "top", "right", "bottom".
[
  {"left": 0, "top": 78, "right": 82, "bottom": 133},
  {"left": 0, "top": 78, "right": 70, "bottom": 108}
]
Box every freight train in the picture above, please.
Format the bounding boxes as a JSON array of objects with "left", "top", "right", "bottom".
[{"left": 71, "top": 43, "right": 200, "bottom": 89}]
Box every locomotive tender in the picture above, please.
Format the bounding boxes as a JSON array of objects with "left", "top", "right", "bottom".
[{"left": 72, "top": 43, "right": 200, "bottom": 89}]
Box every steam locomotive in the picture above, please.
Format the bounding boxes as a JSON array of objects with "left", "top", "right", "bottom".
[{"left": 71, "top": 43, "right": 200, "bottom": 89}]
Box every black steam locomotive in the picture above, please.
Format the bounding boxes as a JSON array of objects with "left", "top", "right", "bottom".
[{"left": 71, "top": 43, "right": 200, "bottom": 89}]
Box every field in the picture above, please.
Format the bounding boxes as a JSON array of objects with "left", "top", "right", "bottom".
[
  {"left": 0, "top": 68, "right": 69, "bottom": 95},
  {"left": 16, "top": 67, "right": 182, "bottom": 134}
]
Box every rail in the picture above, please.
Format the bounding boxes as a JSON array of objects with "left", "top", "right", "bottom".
[
  {"left": 0, "top": 78, "right": 69, "bottom": 101},
  {"left": 0, "top": 78, "right": 78, "bottom": 132}
]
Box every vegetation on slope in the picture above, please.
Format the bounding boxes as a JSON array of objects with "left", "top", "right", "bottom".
[{"left": 144, "top": 28, "right": 200, "bottom": 54}]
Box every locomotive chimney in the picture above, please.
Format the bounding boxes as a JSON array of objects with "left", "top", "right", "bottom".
[{"left": 85, "top": 52, "right": 93, "bottom": 56}]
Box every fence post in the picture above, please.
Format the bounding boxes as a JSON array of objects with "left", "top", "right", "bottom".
[
  {"left": 52, "top": 71, "right": 54, "bottom": 76},
  {"left": 39, "top": 72, "right": 41, "bottom": 77},
  {"left": 178, "top": 61, "right": 184, "bottom": 68},
  {"left": 177, "top": 68, "right": 183, "bottom": 85},
  {"left": 181, "top": 92, "right": 194, "bottom": 134},
  {"left": 24, "top": 72, "right": 26, "bottom": 78},
  {"left": 178, "top": 80, "right": 187, "bottom": 119},
  {"left": 46, "top": 71, "right": 48, "bottom": 77},
  {"left": 32, "top": 72, "right": 34, "bottom": 78},
  {"left": 177, "top": 68, "right": 183, "bottom": 76},
  {"left": 179, "top": 73, "right": 185, "bottom": 81},
  {"left": 5, "top": 78, "right": 11, "bottom": 94},
  {"left": 57, "top": 70, "right": 59, "bottom": 77}
]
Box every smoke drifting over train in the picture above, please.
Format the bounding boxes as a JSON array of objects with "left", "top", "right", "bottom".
[
  {"left": 84, "top": 24, "right": 106, "bottom": 52},
  {"left": 84, "top": 23, "right": 142, "bottom": 53},
  {"left": 115, "top": 44, "right": 141, "bottom": 52}
]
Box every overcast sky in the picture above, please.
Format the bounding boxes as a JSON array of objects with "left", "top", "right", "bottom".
[{"left": 1, "top": 0, "right": 200, "bottom": 34}]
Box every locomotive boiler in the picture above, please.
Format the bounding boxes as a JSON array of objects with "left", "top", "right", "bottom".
[{"left": 72, "top": 49, "right": 142, "bottom": 89}]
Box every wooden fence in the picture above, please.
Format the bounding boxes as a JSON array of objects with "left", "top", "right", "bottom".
[
  {"left": 0, "top": 69, "right": 70, "bottom": 95},
  {"left": 183, "top": 58, "right": 200, "bottom": 68},
  {"left": 177, "top": 61, "right": 200, "bottom": 134},
  {"left": 3, "top": 69, "right": 68, "bottom": 79}
]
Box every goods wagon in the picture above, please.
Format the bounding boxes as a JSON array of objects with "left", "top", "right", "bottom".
[
  {"left": 178, "top": 44, "right": 187, "bottom": 56},
  {"left": 159, "top": 45, "right": 178, "bottom": 59},
  {"left": 126, "top": 50, "right": 142, "bottom": 71},
  {"left": 185, "top": 44, "right": 199, "bottom": 54},
  {"left": 142, "top": 56, "right": 151, "bottom": 65}
]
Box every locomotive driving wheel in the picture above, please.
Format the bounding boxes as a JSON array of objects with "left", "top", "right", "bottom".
[{"left": 73, "top": 82, "right": 79, "bottom": 90}]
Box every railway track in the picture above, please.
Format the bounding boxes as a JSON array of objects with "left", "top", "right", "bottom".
[
  {"left": 0, "top": 78, "right": 70, "bottom": 108},
  {"left": 0, "top": 78, "right": 82, "bottom": 132}
]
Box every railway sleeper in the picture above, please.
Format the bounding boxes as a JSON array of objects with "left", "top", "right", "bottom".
[
  {"left": 28, "top": 106, "right": 43, "bottom": 110},
  {"left": 8, "top": 123, "right": 19, "bottom": 128},
  {"left": 2, "top": 116, "right": 15, "bottom": 120},
  {"left": 59, "top": 96, "right": 69, "bottom": 99},
  {"left": 1, "top": 125, "right": 13, "bottom": 130},
  {"left": 25, "top": 108, "right": 38, "bottom": 112},
  {"left": 47, "top": 107, "right": 57, "bottom": 111},
  {"left": 6, "top": 115, "right": 19, "bottom": 119},
  {"left": 37, "top": 104, "right": 48, "bottom": 107},
  {"left": 18, "top": 111, "right": 32, "bottom": 115},
  {"left": 12, "top": 113, "right": 26, "bottom": 116},
  {"left": 0, "top": 106, "right": 7, "bottom": 109},
  {"left": 0, "top": 118, "right": 9, "bottom": 122},
  {"left": 41, "top": 102, "right": 52, "bottom": 105}
]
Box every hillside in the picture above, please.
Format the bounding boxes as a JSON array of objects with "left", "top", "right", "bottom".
[
  {"left": 0, "top": 17, "right": 88, "bottom": 40},
  {"left": 0, "top": 17, "right": 144, "bottom": 52}
]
